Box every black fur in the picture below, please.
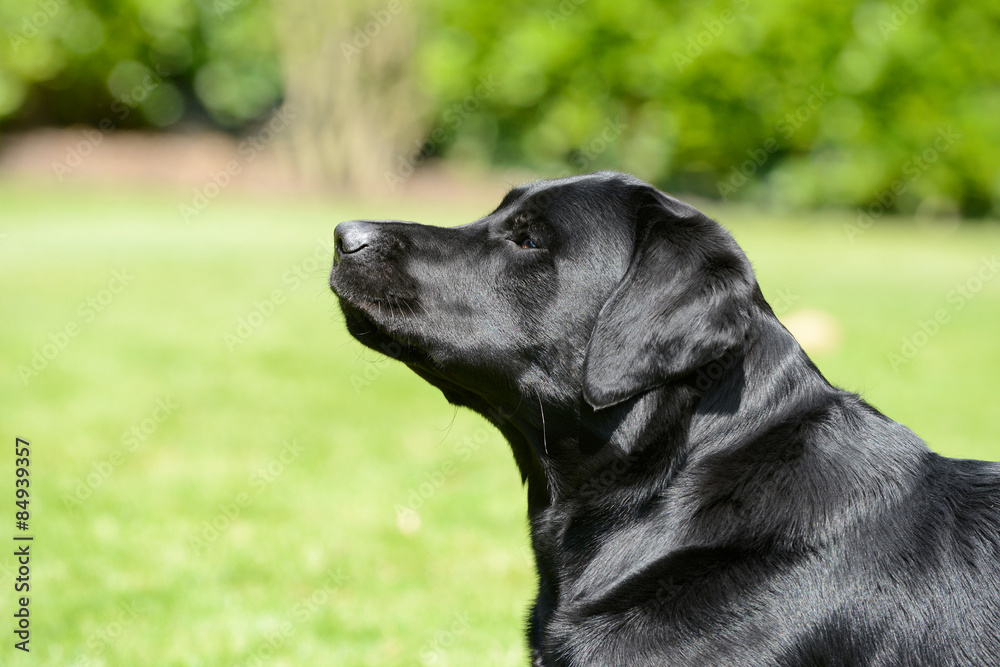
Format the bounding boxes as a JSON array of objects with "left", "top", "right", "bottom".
[{"left": 329, "top": 171, "right": 1000, "bottom": 666}]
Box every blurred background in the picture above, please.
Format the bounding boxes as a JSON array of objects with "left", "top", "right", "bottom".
[{"left": 1, "top": 0, "right": 998, "bottom": 665}]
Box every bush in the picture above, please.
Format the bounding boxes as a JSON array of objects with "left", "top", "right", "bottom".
[
  {"left": 2, "top": 0, "right": 998, "bottom": 217},
  {"left": 417, "top": 0, "right": 1000, "bottom": 217},
  {"left": 0, "top": 0, "right": 281, "bottom": 130}
]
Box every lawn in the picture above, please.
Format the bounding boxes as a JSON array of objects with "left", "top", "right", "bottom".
[{"left": 1, "top": 179, "right": 998, "bottom": 666}]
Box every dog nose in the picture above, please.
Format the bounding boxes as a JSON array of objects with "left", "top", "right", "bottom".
[{"left": 334, "top": 221, "right": 376, "bottom": 261}]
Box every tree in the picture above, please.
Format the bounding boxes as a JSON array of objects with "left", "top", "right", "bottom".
[{"left": 276, "top": 0, "right": 426, "bottom": 191}]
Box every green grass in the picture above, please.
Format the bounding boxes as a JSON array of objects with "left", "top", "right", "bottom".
[{"left": 1, "top": 180, "right": 998, "bottom": 666}]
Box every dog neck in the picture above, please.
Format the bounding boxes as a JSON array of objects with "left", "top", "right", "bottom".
[
  {"left": 489, "top": 309, "right": 855, "bottom": 518},
  {"left": 486, "top": 373, "right": 704, "bottom": 517}
]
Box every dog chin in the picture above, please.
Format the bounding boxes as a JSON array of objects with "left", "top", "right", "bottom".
[
  {"left": 338, "top": 298, "right": 432, "bottom": 364},
  {"left": 338, "top": 305, "right": 490, "bottom": 407}
]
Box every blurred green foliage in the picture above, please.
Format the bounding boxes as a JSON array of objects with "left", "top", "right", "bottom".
[
  {"left": 2, "top": 0, "right": 999, "bottom": 215},
  {"left": 0, "top": 0, "right": 281, "bottom": 128},
  {"left": 417, "top": 0, "right": 1000, "bottom": 216}
]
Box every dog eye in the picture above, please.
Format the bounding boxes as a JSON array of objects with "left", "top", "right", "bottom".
[{"left": 519, "top": 237, "right": 538, "bottom": 249}]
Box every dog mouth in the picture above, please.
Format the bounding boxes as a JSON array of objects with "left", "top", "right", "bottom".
[
  {"left": 334, "top": 287, "right": 429, "bottom": 362},
  {"left": 330, "top": 243, "right": 430, "bottom": 358},
  {"left": 332, "top": 271, "right": 419, "bottom": 317}
]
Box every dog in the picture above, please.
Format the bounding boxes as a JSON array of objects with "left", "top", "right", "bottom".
[{"left": 329, "top": 171, "right": 1000, "bottom": 665}]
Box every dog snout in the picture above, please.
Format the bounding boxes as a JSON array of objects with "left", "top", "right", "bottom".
[{"left": 334, "top": 221, "right": 377, "bottom": 263}]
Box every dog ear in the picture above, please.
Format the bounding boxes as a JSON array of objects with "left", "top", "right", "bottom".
[{"left": 582, "top": 187, "right": 755, "bottom": 410}]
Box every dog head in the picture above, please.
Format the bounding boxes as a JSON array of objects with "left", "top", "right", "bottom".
[{"left": 330, "top": 171, "right": 756, "bottom": 420}]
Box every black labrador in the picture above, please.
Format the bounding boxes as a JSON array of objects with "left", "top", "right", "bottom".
[{"left": 329, "top": 171, "right": 1000, "bottom": 666}]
